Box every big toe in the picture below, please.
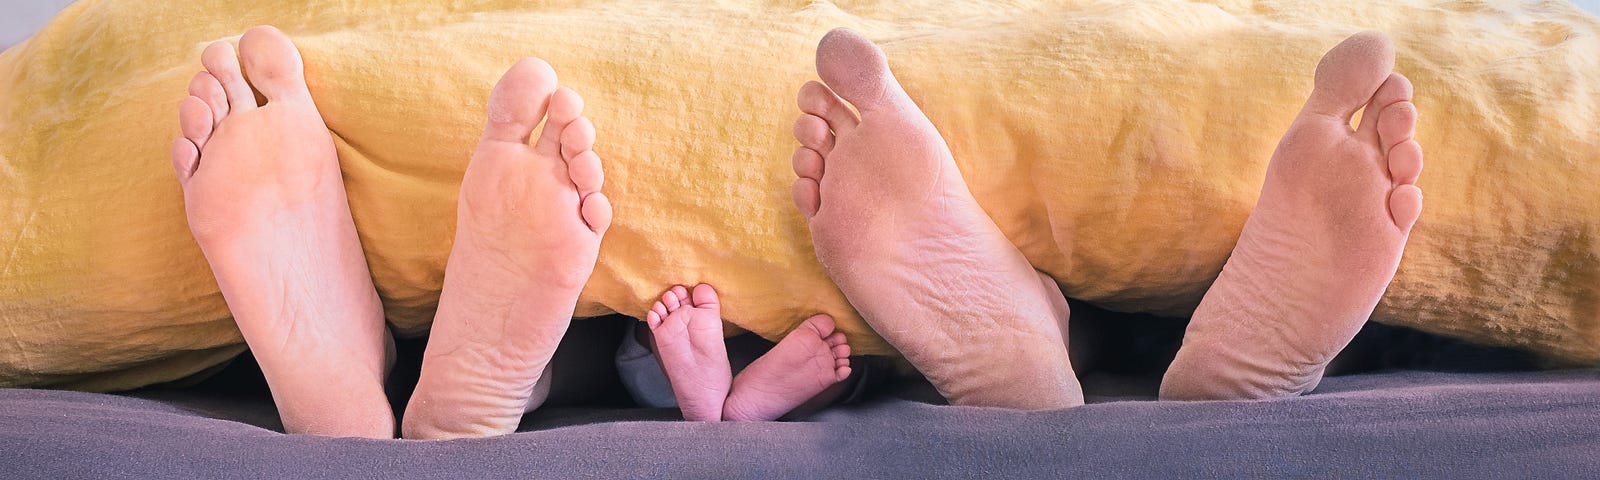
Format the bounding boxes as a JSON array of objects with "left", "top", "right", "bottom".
[
  {"left": 1304, "top": 31, "right": 1395, "bottom": 121},
  {"left": 238, "top": 26, "right": 310, "bottom": 102},
  {"left": 815, "top": 28, "right": 910, "bottom": 111},
  {"left": 483, "top": 57, "right": 559, "bottom": 143}
]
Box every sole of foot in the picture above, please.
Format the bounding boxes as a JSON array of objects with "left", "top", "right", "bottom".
[
  {"left": 402, "top": 57, "right": 612, "bottom": 439},
  {"left": 1160, "top": 31, "right": 1423, "bottom": 400},
  {"left": 647, "top": 284, "right": 734, "bottom": 421},
  {"left": 792, "top": 28, "right": 1082, "bottom": 409},
  {"left": 723, "top": 314, "right": 852, "bottom": 421},
  {"left": 171, "top": 25, "right": 395, "bottom": 438}
]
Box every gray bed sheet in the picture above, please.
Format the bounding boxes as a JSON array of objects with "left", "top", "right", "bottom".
[
  {"left": 2, "top": 369, "right": 1599, "bottom": 478},
  {"left": 1, "top": 310, "right": 1597, "bottom": 478}
]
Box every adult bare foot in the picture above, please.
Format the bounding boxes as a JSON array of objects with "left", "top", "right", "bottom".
[
  {"left": 646, "top": 284, "right": 733, "bottom": 421},
  {"left": 171, "top": 26, "right": 394, "bottom": 438},
  {"left": 792, "top": 28, "right": 1082, "bottom": 409},
  {"left": 1160, "top": 32, "right": 1423, "bottom": 400},
  {"left": 402, "top": 58, "right": 612, "bottom": 439},
  {"left": 722, "top": 314, "right": 851, "bottom": 421}
]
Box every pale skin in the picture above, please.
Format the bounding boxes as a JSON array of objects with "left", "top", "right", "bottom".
[
  {"left": 173, "top": 26, "right": 610, "bottom": 438},
  {"left": 792, "top": 29, "right": 1422, "bottom": 406},
  {"left": 644, "top": 283, "right": 852, "bottom": 422},
  {"left": 174, "top": 24, "right": 1421, "bottom": 438}
]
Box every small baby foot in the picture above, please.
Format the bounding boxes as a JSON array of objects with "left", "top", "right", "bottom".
[
  {"left": 647, "top": 284, "right": 734, "bottom": 421},
  {"left": 722, "top": 315, "right": 852, "bottom": 421}
]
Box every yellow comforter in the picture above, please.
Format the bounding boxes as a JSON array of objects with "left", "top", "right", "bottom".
[{"left": 3, "top": 0, "right": 1598, "bottom": 390}]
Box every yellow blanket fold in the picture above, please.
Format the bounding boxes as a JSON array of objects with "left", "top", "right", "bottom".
[{"left": 3, "top": 0, "right": 1598, "bottom": 390}]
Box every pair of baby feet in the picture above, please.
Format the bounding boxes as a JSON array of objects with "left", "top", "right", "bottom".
[
  {"left": 174, "top": 26, "right": 609, "bottom": 438},
  {"left": 644, "top": 284, "right": 851, "bottom": 422},
  {"left": 789, "top": 29, "right": 1422, "bottom": 407}
]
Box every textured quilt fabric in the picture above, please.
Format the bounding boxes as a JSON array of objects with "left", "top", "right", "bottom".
[{"left": 2, "top": 0, "right": 1599, "bottom": 390}]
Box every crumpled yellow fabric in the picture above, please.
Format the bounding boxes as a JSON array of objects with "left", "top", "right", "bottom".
[{"left": 2, "top": 0, "right": 1598, "bottom": 391}]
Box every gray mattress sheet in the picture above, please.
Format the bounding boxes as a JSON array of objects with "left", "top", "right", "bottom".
[
  {"left": 3, "top": 370, "right": 1600, "bottom": 477},
  {"left": 2, "top": 314, "right": 1597, "bottom": 478}
]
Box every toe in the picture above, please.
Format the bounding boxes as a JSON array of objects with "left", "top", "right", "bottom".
[
  {"left": 559, "top": 117, "right": 597, "bottom": 162},
  {"left": 1302, "top": 31, "right": 1395, "bottom": 123},
  {"left": 662, "top": 287, "right": 683, "bottom": 312},
  {"left": 671, "top": 285, "right": 691, "bottom": 306},
  {"left": 188, "top": 72, "right": 229, "bottom": 125},
  {"left": 201, "top": 40, "right": 257, "bottom": 112},
  {"left": 815, "top": 28, "right": 914, "bottom": 112},
  {"left": 646, "top": 310, "right": 662, "bottom": 329},
  {"left": 1388, "top": 140, "right": 1424, "bottom": 185},
  {"left": 171, "top": 138, "right": 199, "bottom": 183},
  {"left": 793, "top": 115, "right": 834, "bottom": 155},
  {"left": 835, "top": 365, "right": 853, "bottom": 382},
  {"left": 792, "top": 178, "right": 820, "bottom": 219},
  {"left": 237, "top": 26, "right": 310, "bottom": 102},
  {"left": 800, "top": 314, "right": 836, "bottom": 337},
  {"left": 831, "top": 342, "right": 850, "bottom": 360},
  {"left": 824, "top": 332, "right": 847, "bottom": 348},
  {"left": 179, "top": 96, "right": 215, "bottom": 150},
  {"left": 567, "top": 150, "right": 604, "bottom": 196},
  {"left": 798, "top": 81, "right": 859, "bottom": 133},
  {"left": 579, "top": 192, "right": 613, "bottom": 234},
  {"left": 1389, "top": 184, "right": 1423, "bottom": 232},
  {"left": 536, "top": 87, "right": 585, "bottom": 157},
  {"left": 690, "top": 284, "right": 719, "bottom": 308},
  {"left": 1375, "top": 101, "right": 1417, "bottom": 154},
  {"left": 650, "top": 301, "right": 669, "bottom": 324},
  {"left": 792, "top": 147, "right": 824, "bottom": 181},
  {"left": 482, "top": 57, "right": 559, "bottom": 144},
  {"left": 1356, "top": 73, "right": 1412, "bottom": 140}
]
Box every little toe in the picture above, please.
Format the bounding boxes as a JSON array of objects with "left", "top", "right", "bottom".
[
  {"left": 188, "top": 71, "right": 229, "bottom": 124},
  {"left": 793, "top": 114, "right": 835, "bottom": 155},
  {"left": 1302, "top": 31, "right": 1395, "bottom": 122},
  {"left": 1357, "top": 73, "right": 1413, "bottom": 139},
  {"left": 179, "top": 96, "right": 215, "bottom": 150},
  {"left": 798, "top": 80, "right": 859, "bottom": 133},
  {"left": 237, "top": 26, "right": 310, "bottom": 102},
  {"left": 535, "top": 87, "right": 585, "bottom": 157},
  {"left": 835, "top": 365, "right": 853, "bottom": 381},
  {"left": 1388, "top": 140, "right": 1424, "bottom": 185},
  {"left": 646, "top": 310, "right": 662, "bottom": 329},
  {"left": 579, "top": 192, "right": 613, "bottom": 234},
  {"left": 792, "top": 178, "right": 821, "bottom": 219},
  {"left": 171, "top": 138, "right": 199, "bottom": 183},
  {"left": 1389, "top": 184, "right": 1424, "bottom": 231},
  {"left": 651, "top": 301, "right": 669, "bottom": 322},
  {"left": 690, "top": 284, "right": 719, "bottom": 308},
  {"left": 201, "top": 40, "right": 257, "bottom": 112},
  {"left": 482, "top": 57, "right": 559, "bottom": 144},
  {"left": 814, "top": 28, "right": 915, "bottom": 112}
]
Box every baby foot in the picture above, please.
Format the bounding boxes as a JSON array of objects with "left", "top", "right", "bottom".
[
  {"left": 403, "top": 58, "right": 611, "bottom": 439},
  {"left": 792, "top": 28, "right": 1082, "bottom": 409},
  {"left": 1161, "top": 32, "right": 1423, "bottom": 400},
  {"left": 171, "top": 26, "right": 394, "bottom": 437},
  {"left": 722, "top": 314, "right": 852, "bottom": 421},
  {"left": 647, "top": 284, "right": 733, "bottom": 421}
]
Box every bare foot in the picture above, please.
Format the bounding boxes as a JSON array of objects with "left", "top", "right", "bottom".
[
  {"left": 402, "top": 58, "right": 612, "bottom": 439},
  {"left": 170, "top": 26, "right": 394, "bottom": 437},
  {"left": 646, "top": 284, "right": 733, "bottom": 421},
  {"left": 1160, "top": 32, "right": 1423, "bottom": 400},
  {"left": 723, "top": 315, "right": 851, "bottom": 421},
  {"left": 792, "top": 28, "right": 1082, "bottom": 409}
]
